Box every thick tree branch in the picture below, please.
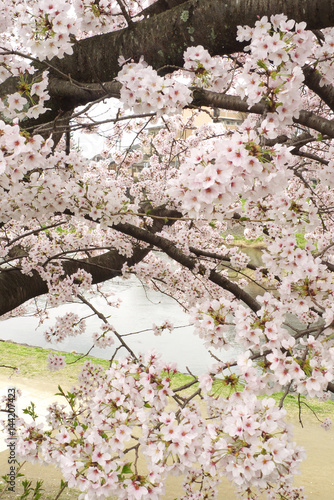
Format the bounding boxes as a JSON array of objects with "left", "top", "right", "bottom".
[
  {"left": 26, "top": 80, "right": 334, "bottom": 141},
  {"left": 113, "top": 221, "right": 262, "bottom": 313},
  {"left": 327, "top": 381, "right": 334, "bottom": 393},
  {"left": 47, "top": 79, "right": 122, "bottom": 104},
  {"left": 303, "top": 65, "right": 334, "bottom": 112},
  {"left": 140, "top": 0, "right": 188, "bottom": 17},
  {"left": 2, "top": 0, "right": 334, "bottom": 130},
  {"left": 192, "top": 89, "right": 334, "bottom": 138},
  {"left": 0, "top": 207, "right": 181, "bottom": 316},
  {"left": 52, "top": 0, "right": 334, "bottom": 84},
  {"left": 0, "top": 246, "right": 149, "bottom": 317}
]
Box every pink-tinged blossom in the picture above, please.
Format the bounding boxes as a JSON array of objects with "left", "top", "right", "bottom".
[
  {"left": 198, "top": 373, "right": 213, "bottom": 392},
  {"left": 47, "top": 353, "right": 65, "bottom": 371},
  {"left": 117, "top": 59, "right": 192, "bottom": 116},
  {"left": 321, "top": 417, "right": 332, "bottom": 431}
]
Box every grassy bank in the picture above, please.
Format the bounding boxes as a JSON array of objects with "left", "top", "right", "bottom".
[
  {"left": 0, "top": 340, "right": 192, "bottom": 390},
  {"left": 1, "top": 340, "right": 334, "bottom": 418},
  {"left": 227, "top": 232, "right": 307, "bottom": 249},
  {"left": 0, "top": 339, "right": 111, "bottom": 386}
]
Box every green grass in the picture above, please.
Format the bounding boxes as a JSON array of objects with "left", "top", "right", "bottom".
[
  {"left": 224, "top": 233, "right": 266, "bottom": 248},
  {"left": 0, "top": 340, "right": 110, "bottom": 386},
  {"left": 263, "top": 391, "right": 334, "bottom": 416},
  {"left": 295, "top": 232, "right": 307, "bottom": 249},
  {"left": 228, "top": 232, "right": 309, "bottom": 250}
]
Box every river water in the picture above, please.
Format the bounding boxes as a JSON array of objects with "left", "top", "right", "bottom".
[
  {"left": 0, "top": 247, "right": 267, "bottom": 374},
  {"left": 0, "top": 275, "right": 241, "bottom": 374}
]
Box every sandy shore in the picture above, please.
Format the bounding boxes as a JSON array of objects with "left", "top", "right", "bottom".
[{"left": 1, "top": 374, "right": 333, "bottom": 499}]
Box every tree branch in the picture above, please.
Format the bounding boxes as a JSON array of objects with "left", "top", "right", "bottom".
[
  {"left": 303, "top": 65, "right": 334, "bottom": 112},
  {"left": 113, "top": 221, "right": 262, "bottom": 313},
  {"left": 0, "top": 207, "right": 182, "bottom": 316},
  {"left": 192, "top": 88, "right": 334, "bottom": 138},
  {"left": 0, "top": 246, "right": 147, "bottom": 317},
  {"left": 2, "top": 0, "right": 334, "bottom": 130}
]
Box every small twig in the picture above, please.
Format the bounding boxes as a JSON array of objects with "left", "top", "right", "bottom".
[
  {"left": 65, "top": 345, "right": 96, "bottom": 365},
  {"left": 121, "top": 324, "right": 190, "bottom": 337},
  {"left": 54, "top": 481, "right": 68, "bottom": 500},
  {"left": 279, "top": 382, "right": 293, "bottom": 409},
  {"left": 0, "top": 364, "right": 19, "bottom": 373},
  {"left": 110, "top": 345, "right": 123, "bottom": 365},
  {"left": 208, "top": 350, "right": 223, "bottom": 363},
  {"left": 298, "top": 397, "right": 324, "bottom": 424},
  {"left": 0, "top": 46, "right": 82, "bottom": 86},
  {"left": 298, "top": 394, "right": 304, "bottom": 428},
  {"left": 186, "top": 366, "right": 197, "bottom": 379},
  {"left": 77, "top": 294, "right": 138, "bottom": 359},
  {"left": 5, "top": 221, "right": 67, "bottom": 248},
  {"left": 115, "top": 0, "right": 133, "bottom": 26},
  {"left": 173, "top": 378, "right": 199, "bottom": 393}
]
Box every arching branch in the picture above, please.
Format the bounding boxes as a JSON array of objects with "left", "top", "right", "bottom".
[
  {"left": 0, "top": 207, "right": 182, "bottom": 316},
  {"left": 113, "top": 221, "right": 262, "bottom": 313},
  {"left": 192, "top": 89, "right": 334, "bottom": 138},
  {"left": 0, "top": 246, "right": 149, "bottom": 316}
]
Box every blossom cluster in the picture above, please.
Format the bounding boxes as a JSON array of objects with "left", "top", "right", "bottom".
[
  {"left": 10, "top": 354, "right": 307, "bottom": 500},
  {"left": 14, "top": 0, "right": 77, "bottom": 60},
  {"left": 116, "top": 58, "right": 192, "bottom": 116},
  {"left": 190, "top": 297, "right": 235, "bottom": 349},
  {"left": 0, "top": 71, "right": 50, "bottom": 121},
  {"left": 44, "top": 312, "right": 86, "bottom": 344},
  {"left": 236, "top": 14, "right": 315, "bottom": 135},
  {"left": 183, "top": 45, "right": 231, "bottom": 91},
  {"left": 152, "top": 320, "right": 174, "bottom": 336},
  {"left": 92, "top": 323, "right": 115, "bottom": 348},
  {"left": 47, "top": 353, "right": 66, "bottom": 371},
  {"left": 201, "top": 390, "right": 306, "bottom": 497},
  {"left": 168, "top": 132, "right": 293, "bottom": 220}
]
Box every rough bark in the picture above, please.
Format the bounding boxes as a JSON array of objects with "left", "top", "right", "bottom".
[
  {"left": 303, "top": 65, "right": 334, "bottom": 112},
  {"left": 0, "top": 247, "right": 148, "bottom": 316},
  {"left": 0, "top": 207, "right": 179, "bottom": 315},
  {"left": 51, "top": 0, "right": 334, "bottom": 84}
]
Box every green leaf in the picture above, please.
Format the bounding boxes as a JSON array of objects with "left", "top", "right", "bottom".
[
  {"left": 257, "top": 60, "right": 268, "bottom": 70},
  {"left": 121, "top": 463, "right": 133, "bottom": 475},
  {"left": 55, "top": 384, "right": 65, "bottom": 396},
  {"left": 22, "top": 402, "right": 38, "bottom": 420}
]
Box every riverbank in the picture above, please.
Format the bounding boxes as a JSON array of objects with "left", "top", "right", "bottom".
[
  {"left": 0, "top": 339, "right": 110, "bottom": 386},
  {"left": 1, "top": 340, "right": 334, "bottom": 413},
  {"left": 1, "top": 342, "right": 334, "bottom": 499}
]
